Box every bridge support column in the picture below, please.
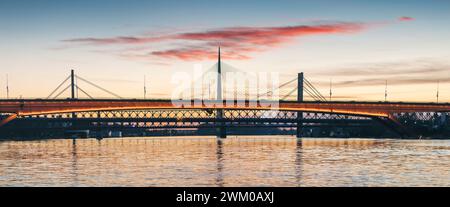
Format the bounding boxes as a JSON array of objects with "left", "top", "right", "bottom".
[
  {"left": 216, "top": 47, "right": 226, "bottom": 139},
  {"left": 70, "top": 70, "right": 77, "bottom": 127},
  {"left": 217, "top": 126, "right": 226, "bottom": 139},
  {"left": 71, "top": 69, "right": 75, "bottom": 99},
  {"left": 297, "top": 72, "right": 304, "bottom": 138}
]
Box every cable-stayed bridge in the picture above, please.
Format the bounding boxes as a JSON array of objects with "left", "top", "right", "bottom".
[{"left": 1, "top": 48, "right": 449, "bottom": 139}]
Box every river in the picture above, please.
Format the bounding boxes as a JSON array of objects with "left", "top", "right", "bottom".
[{"left": 0, "top": 136, "right": 449, "bottom": 186}]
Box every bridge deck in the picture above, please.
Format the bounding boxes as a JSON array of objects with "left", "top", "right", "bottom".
[{"left": 1, "top": 99, "right": 449, "bottom": 118}]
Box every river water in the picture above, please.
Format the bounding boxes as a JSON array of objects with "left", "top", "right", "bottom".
[{"left": 0, "top": 136, "right": 449, "bottom": 187}]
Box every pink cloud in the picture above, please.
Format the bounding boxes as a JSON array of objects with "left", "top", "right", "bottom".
[
  {"left": 151, "top": 48, "right": 253, "bottom": 61},
  {"left": 398, "top": 16, "right": 415, "bottom": 21},
  {"left": 176, "top": 23, "right": 366, "bottom": 41},
  {"left": 63, "top": 22, "right": 372, "bottom": 61},
  {"left": 63, "top": 36, "right": 167, "bottom": 45}
]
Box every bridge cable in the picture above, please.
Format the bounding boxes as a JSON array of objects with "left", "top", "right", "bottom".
[
  {"left": 304, "top": 78, "right": 327, "bottom": 101},
  {"left": 76, "top": 85, "right": 94, "bottom": 99},
  {"left": 52, "top": 85, "right": 71, "bottom": 99},
  {"left": 178, "top": 63, "right": 217, "bottom": 100},
  {"left": 305, "top": 79, "right": 327, "bottom": 101},
  {"left": 46, "top": 75, "right": 71, "bottom": 99},
  {"left": 75, "top": 76, "right": 79, "bottom": 98},
  {"left": 221, "top": 62, "right": 259, "bottom": 100},
  {"left": 304, "top": 78, "right": 321, "bottom": 97},
  {"left": 278, "top": 78, "right": 298, "bottom": 90},
  {"left": 304, "top": 79, "right": 326, "bottom": 101},
  {"left": 75, "top": 75, "right": 123, "bottom": 99},
  {"left": 304, "top": 85, "right": 324, "bottom": 101},
  {"left": 281, "top": 87, "right": 298, "bottom": 100},
  {"left": 257, "top": 77, "right": 297, "bottom": 99},
  {"left": 303, "top": 86, "right": 322, "bottom": 101}
]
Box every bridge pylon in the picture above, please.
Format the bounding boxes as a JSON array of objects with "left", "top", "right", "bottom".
[
  {"left": 216, "top": 47, "right": 226, "bottom": 138},
  {"left": 297, "top": 72, "right": 304, "bottom": 138},
  {"left": 70, "top": 69, "right": 77, "bottom": 125},
  {"left": 71, "top": 70, "right": 76, "bottom": 99}
]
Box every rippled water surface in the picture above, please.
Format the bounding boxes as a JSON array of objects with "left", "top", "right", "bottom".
[{"left": 0, "top": 137, "right": 449, "bottom": 186}]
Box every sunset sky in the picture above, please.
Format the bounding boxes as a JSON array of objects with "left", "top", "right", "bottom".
[{"left": 0, "top": 0, "right": 449, "bottom": 102}]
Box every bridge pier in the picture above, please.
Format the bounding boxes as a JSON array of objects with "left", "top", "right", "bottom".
[
  {"left": 296, "top": 72, "right": 304, "bottom": 138},
  {"left": 216, "top": 108, "right": 226, "bottom": 139},
  {"left": 217, "top": 126, "right": 227, "bottom": 139}
]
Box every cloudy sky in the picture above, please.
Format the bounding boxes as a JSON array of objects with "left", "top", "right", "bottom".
[{"left": 0, "top": 0, "right": 449, "bottom": 101}]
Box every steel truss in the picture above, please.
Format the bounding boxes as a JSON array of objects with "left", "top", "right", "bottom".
[
  {"left": 3, "top": 109, "right": 448, "bottom": 131},
  {"left": 7, "top": 109, "right": 373, "bottom": 129}
]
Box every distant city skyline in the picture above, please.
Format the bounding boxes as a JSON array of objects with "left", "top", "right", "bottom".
[{"left": 0, "top": 0, "right": 449, "bottom": 102}]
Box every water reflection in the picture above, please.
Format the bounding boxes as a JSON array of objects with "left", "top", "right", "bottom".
[
  {"left": 295, "top": 139, "right": 302, "bottom": 186},
  {"left": 71, "top": 138, "right": 78, "bottom": 186},
  {"left": 216, "top": 139, "right": 224, "bottom": 187},
  {"left": 0, "top": 137, "right": 449, "bottom": 186}
]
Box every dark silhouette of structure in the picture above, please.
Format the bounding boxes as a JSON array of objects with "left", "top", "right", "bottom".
[{"left": 1, "top": 48, "right": 449, "bottom": 139}]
